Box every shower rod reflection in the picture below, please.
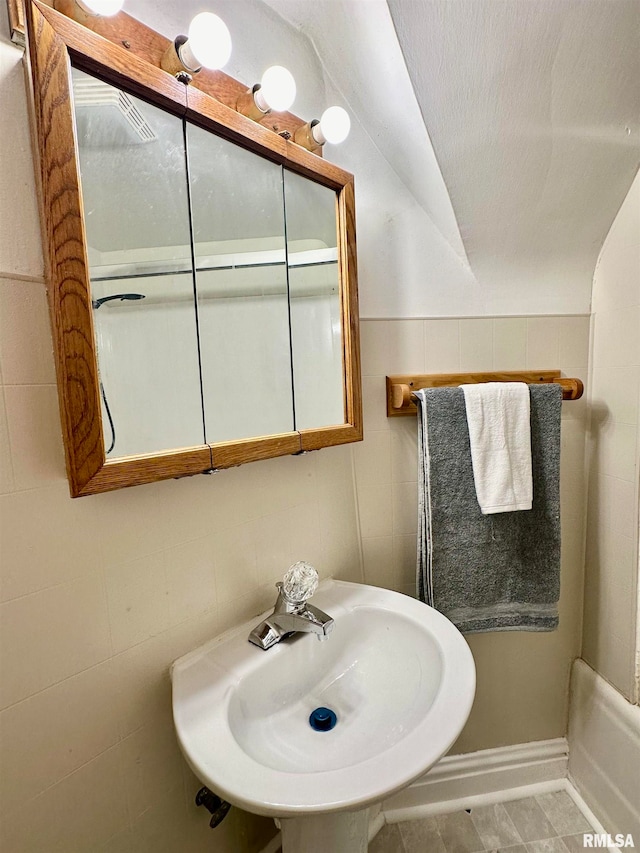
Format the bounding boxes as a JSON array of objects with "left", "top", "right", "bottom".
[
  {"left": 91, "top": 292, "right": 145, "bottom": 455},
  {"left": 92, "top": 293, "right": 146, "bottom": 309}
]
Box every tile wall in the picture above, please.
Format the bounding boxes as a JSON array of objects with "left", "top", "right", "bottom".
[
  {"left": 0, "top": 272, "right": 363, "bottom": 852},
  {"left": 0, "top": 28, "right": 362, "bottom": 850},
  {"left": 354, "top": 315, "right": 590, "bottom": 751}
]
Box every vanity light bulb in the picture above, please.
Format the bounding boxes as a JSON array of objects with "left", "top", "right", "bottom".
[
  {"left": 185, "top": 12, "right": 232, "bottom": 71},
  {"left": 78, "top": 0, "right": 124, "bottom": 14},
  {"left": 317, "top": 106, "right": 351, "bottom": 145},
  {"left": 257, "top": 65, "right": 296, "bottom": 112}
]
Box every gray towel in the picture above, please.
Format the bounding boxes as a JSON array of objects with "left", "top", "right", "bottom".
[{"left": 416, "top": 384, "right": 562, "bottom": 633}]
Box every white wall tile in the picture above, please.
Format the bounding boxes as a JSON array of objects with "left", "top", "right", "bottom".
[
  {"left": 316, "top": 459, "right": 364, "bottom": 583},
  {"left": 361, "top": 535, "right": 394, "bottom": 588},
  {"left": 0, "top": 278, "right": 55, "bottom": 385},
  {"left": 217, "top": 583, "right": 275, "bottom": 635},
  {"left": 558, "top": 316, "right": 590, "bottom": 368},
  {"left": 106, "top": 552, "right": 170, "bottom": 654},
  {"left": 591, "top": 306, "right": 640, "bottom": 368},
  {"left": 610, "top": 477, "right": 636, "bottom": 539},
  {"left": 493, "top": 318, "right": 527, "bottom": 370},
  {"left": 287, "top": 502, "right": 325, "bottom": 575},
  {"left": 165, "top": 536, "right": 217, "bottom": 626},
  {"left": 0, "top": 387, "right": 13, "bottom": 493},
  {"left": 390, "top": 419, "right": 419, "bottom": 484},
  {"left": 424, "top": 319, "right": 461, "bottom": 373},
  {"left": 560, "top": 419, "right": 589, "bottom": 485},
  {"left": 0, "top": 660, "right": 119, "bottom": 815},
  {"left": 0, "top": 572, "right": 112, "bottom": 708},
  {"left": 0, "top": 484, "right": 102, "bottom": 601},
  {"left": 126, "top": 781, "right": 205, "bottom": 853},
  {"left": 460, "top": 318, "right": 494, "bottom": 371},
  {"left": 111, "top": 612, "right": 219, "bottom": 740},
  {"left": 360, "top": 320, "right": 389, "bottom": 376},
  {"left": 360, "top": 319, "right": 425, "bottom": 376},
  {"left": 211, "top": 522, "right": 257, "bottom": 603},
  {"left": 118, "top": 718, "right": 185, "bottom": 821},
  {"left": 392, "top": 481, "right": 418, "bottom": 535},
  {"left": 92, "top": 478, "right": 210, "bottom": 567},
  {"left": 4, "top": 385, "right": 66, "bottom": 490},
  {"left": 393, "top": 533, "right": 417, "bottom": 594},
  {"left": 593, "top": 421, "right": 636, "bottom": 482},
  {"left": 1, "top": 746, "right": 129, "bottom": 853},
  {"left": 592, "top": 366, "right": 639, "bottom": 426},
  {"left": 249, "top": 452, "right": 317, "bottom": 517},
  {"left": 353, "top": 429, "right": 392, "bottom": 486},
  {"left": 0, "top": 43, "right": 44, "bottom": 280},
  {"left": 357, "top": 484, "right": 393, "bottom": 538},
  {"left": 253, "top": 502, "right": 324, "bottom": 588},
  {"left": 527, "top": 317, "right": 560, "bottom": 369}
]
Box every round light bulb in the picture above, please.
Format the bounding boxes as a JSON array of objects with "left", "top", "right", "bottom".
[
  {"left": 185, "top": 12, "right": 232, "bottom": 71},
  {"left": 78, "top": 0, "right": 124, "bottom": 14},
  {"left": 319, "top": 106, "right": 350, "bottom": 145},
  {"left": 259, "top": 65, "right": 296, "bottom": 112}
]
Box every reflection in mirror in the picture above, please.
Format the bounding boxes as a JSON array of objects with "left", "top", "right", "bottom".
[
  {"left": 186, "top": 124, "right": 295, "bottom": 443},
  {"left": 284, "top": 171, "right": 345, "bottom": 430},
  {"left": 72, "top": 69, "right": 204, "bottom": 458}
]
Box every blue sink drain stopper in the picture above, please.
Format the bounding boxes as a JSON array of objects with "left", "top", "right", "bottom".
[{"left": 309, "top": 706, "right": 337, "bottom": 732}]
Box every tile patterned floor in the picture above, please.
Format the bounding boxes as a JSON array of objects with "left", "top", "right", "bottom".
[{"left": 370, "top": 791, "right": 595, "bottom": 853}]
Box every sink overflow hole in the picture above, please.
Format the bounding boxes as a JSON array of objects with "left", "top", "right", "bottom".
[{"left": 309, "top": 706, "right": 337, "bottom": 732}]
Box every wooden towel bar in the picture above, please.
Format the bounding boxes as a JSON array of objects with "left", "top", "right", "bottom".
[{"left": 386, "top": 371, "right": 584, "bottom": 417}]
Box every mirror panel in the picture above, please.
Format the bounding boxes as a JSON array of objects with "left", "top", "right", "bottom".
[
  {"left": 186, "top": 123, "right": 295, "bottom": 443},
  {"left": 284, "top": 170, "right": 345, "bottom": 430},
  {"left": 72, "top": 69, "right": 204, "bottom": 458}
]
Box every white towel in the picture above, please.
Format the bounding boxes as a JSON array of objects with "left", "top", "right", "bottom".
[{"left": 460, "top": 382, "right": 533, "bottom": 514}]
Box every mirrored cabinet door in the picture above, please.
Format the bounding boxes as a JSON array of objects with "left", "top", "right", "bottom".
[
  {"left": 284, "top": 170, "right": 345, "bottom": 430},
  {"left": 186, "top": 123, "right": 295, "bottom": 443},
  {"left": 71, "top": 69, "right": 205, "bottom": 459}
]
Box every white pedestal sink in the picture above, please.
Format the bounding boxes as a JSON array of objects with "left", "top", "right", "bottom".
[{"left": 171, "top": 580, "right": 475, "bottom": 851}]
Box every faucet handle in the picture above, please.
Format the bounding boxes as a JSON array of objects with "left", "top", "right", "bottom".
[{"left": 282, "top": 561, "right": 318, "bottom": 604}]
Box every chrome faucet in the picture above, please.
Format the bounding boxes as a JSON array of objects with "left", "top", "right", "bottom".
[{"left": 248, "top": 562, "right": 334, "bottom": 650}]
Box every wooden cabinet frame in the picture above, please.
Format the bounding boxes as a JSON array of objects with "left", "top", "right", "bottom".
[{"left": 23, "top": 0, "right": 362, "bottom": 497}]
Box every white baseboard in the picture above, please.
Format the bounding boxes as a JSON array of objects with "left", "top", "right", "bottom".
[
  {"left": 568, "top": 659, "right": 640, "bottom": 838},
  {"left": 382, "top": 737, "right": 568, "bottom": 821}
]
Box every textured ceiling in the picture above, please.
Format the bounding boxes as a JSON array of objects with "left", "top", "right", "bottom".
[{"left": 386, "top": 0, "right": 640, "bottom": 298}]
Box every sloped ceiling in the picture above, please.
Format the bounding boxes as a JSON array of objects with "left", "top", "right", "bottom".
[
  {"left": 126, "top": 0, "right": 639, "bottom": 313},
  {"left": 386, "top": 0, "right": 640, "bottom": 303},
  {"left": 265, "top": 0, "right": 640, "bottom": 310}
]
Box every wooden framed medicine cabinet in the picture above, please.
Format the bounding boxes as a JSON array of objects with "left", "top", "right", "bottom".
[{"left": 22, "top": 0, "right": 362, "bottom": 497}]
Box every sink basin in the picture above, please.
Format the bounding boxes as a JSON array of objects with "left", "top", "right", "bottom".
[{"left": 171, "top": 579, "right": 475, "bottom": 820}]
